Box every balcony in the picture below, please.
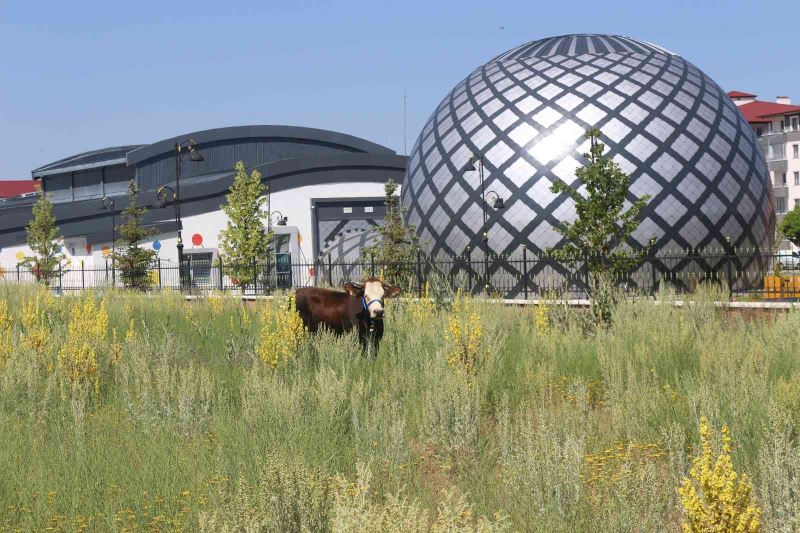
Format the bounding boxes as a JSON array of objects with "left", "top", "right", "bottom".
[{"left": 759, "top": 128, "right": 800, "bottom": 144}]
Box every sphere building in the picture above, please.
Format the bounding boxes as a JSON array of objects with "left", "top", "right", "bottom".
[{"left": 402, "top": 34, "right": 775, "bottom": 273}]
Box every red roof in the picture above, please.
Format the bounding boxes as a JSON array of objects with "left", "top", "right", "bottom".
[
  {"left": 736, "top": 100, "right": 800, "bottom": 124},
  {"left": 0, "top": 180, "right": 38, "bottom": 198},
  {"left": 727, "top": 90, "right": 757, "bottom": 98}
]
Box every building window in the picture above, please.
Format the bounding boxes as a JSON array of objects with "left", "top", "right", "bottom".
[
  {"left": 783, "top": 173, "right": 788, "bottom": 185},
  {"left": 795, "top": 171, "right": 800, "bottom": 185},
  {"left": 777, "top": 197, "right": 787, "bottom": 213},
  {"left": 756, "top": 127, "right": 763, "bottom": 137},
  {"left": 795, "top": 199, "right": 800, "bottom": 208},
  {"left": 793, "top": 116, "right": 800, "bottom": 131},
  {"left": 793, "top": 144, "right": 799, "bottom": 158}
]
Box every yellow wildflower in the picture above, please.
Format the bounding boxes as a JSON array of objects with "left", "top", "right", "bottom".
[
  {"left": 678, "top": 417, "right": 762, "bottom": 532},
  {"left": 256, "top": 294, "right": 307, "bottom": 368},
  {"left": 444, "top": 290, "right": 483, "bottom": 374}
]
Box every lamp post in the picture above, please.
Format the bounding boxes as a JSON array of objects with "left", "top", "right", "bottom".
[
  {"left": 462, "top": 153, "right": 505, "bottom": 292},
  {"left": 266, "top": 210, "right": 287, "bottom": 292},
  {"left": 101, "top": 196, "right": 115, "bottom": 285},
  {"left": 171, "top": 139, "right": 204, "bottom": 290},
  {"left": 158, "top": 185, "right": 183, "bottom": 289}
]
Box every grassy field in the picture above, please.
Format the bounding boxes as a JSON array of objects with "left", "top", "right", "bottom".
[{"left": 0, "top": 284, "right": 799, "bottom": 531}]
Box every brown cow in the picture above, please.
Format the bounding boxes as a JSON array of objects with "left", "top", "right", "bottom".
[{"left": 295, "top": 278, "right": 401, "bottom": 354}]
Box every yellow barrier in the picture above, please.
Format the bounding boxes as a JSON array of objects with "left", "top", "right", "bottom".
[
  {"left": 763, "top": 275, "right": 800, "bottom": 298},
  {"left": 764, "top": 275, "right": 782, "bottom": 299},
  {"left": 784, "top": 275, "right": 800, "bottom": 298}
]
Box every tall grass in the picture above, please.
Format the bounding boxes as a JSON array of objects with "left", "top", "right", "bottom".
[{"left": 0, "top": 284, "right": 798, "bottom": 531}]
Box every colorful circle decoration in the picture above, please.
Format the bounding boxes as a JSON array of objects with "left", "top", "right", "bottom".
[
  {"left": 101, "top": 246, "right": 111, "bottom": 257},
  {"left": 192, "top": 233, "right": 203, "bottom": 246},
  {"left": 85, "top": 244, "right": 92, "bottom": 254},
  {"left": 66, "top": 258, "right": 73, "bottom": 267},
  {"left": 153, "top": 240, "right": 161, "bottom": 251},
  {"left": 15, "top": 251, "right": 25, "bottom": 261}
]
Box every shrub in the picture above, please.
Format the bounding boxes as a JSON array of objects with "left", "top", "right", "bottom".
[
  {"left": 678, "top": 417, "right": 762, "bottom": 532},
  {"left": 256, "top": 294, "right": 307, "bottom": 368}
]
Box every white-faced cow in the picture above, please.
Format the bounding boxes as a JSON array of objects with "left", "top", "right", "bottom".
[{"left": 294, "top": 277, "right": 401, "bottom": 354}]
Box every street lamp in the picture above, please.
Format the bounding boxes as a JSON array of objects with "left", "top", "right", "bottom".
[
  {"left": 171, "top": 139, "right": 204, "bottom": 290},
  {"left": 265, "top": 210, "right": 287, "bottom": 293},
  {"left": 463, "top": 152, "right": 505, "bottom": 292},
  {"left": 269, "top": 211, "right": 288, "bottom": 227},
  {"left": 101, "top": 196, "right": 115, "bottom": 284}
]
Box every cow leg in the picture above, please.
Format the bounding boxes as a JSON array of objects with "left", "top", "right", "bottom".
[{"left": 369, "top": 321, "right": 384, "bottom": 358}]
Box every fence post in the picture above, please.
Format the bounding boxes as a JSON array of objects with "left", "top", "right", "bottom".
[
  {"left": 327, "top": 254, "right": 333, "bottom": 287},
  {"left": 370, "top": 253, "right": 375, "bottom": 277},
  {"left": 583, "top": 255, "right": 589, "bottom": 295},
  {"left": 651, "top": 256, "right": 658, "bottom": 297},
  {"left": 111, "top": 257, "right": 116, "bottom": 287},
  {"left": 726, "top": 240, "right": 734, "bottom": 298},
  {"left": 81, "top": 260, "right": 85, "bottom": 290},
  {"left": 217, "top": 256, "right": 223, "bottom": 290},
  {"left": 522, "top": 246, "right": 529, "bottom": 300},
  {"left": 252, "top": 256, "right": 258, "bottom": 295},
  {"left": 416, "top": 250, "right": 423, "bottom": 298},
  {"left": 157, "top": 258, "right": 162, "bottom": 290},
  {"left": 466, "top": 246, "right": 473, "bottom": 294},
  {"left": 58, "top": 262, "right": 63, "bottom": 291},
  {"left": 16, "top": 264, "right": 20, "bottom": 282}
]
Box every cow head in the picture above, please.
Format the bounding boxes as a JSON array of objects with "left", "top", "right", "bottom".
[{"left": 344, "top": 277, "right": 401, "bottom": 319}]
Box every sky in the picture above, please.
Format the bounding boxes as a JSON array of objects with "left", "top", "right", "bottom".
[{"left": 1, "top": 0, "right": 798, "bottom": 180}]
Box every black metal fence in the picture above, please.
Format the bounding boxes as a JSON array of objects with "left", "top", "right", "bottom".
[{"left": 3, "top": 250, "right": 800, "bottom": 300}]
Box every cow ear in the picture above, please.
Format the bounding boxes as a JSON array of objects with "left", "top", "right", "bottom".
[
  {"left": 384, "top": 285, "right": 401, "bottom": 298},
  {"left": 343, "top": 282, "right": 363, "bottom": 296}
]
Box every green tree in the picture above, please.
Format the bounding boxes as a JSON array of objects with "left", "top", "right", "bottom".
[
  {"left": 113, "top": 181, "right": 157, "bottom": 290},
  {"left": 549, "top": 129, "right": 651, "bottom": 322},
  {"left": 779, "top": 205, "right": 800, "bottom": 247},
  {"left": 361, "top": 178, "right": 420, "bottom": 285},
  {"left": 217, "top": 161, "right": 271, "bottom": 289},
  {"left": 23, "top": 191, "right": 64, "bottom": 286}
]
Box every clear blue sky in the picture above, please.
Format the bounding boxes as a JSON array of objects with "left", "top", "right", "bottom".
[{"left": 1, "top": 0, "right": 797, "bottom": 180}]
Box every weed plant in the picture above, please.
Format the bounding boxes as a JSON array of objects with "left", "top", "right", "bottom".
[{"left": 0, "top": 284, "right": 797, "bottom": 531}]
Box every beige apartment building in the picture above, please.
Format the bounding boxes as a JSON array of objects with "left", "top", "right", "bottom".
[{"left": 730, "top": 91, "right": 800, "bottom": 249}]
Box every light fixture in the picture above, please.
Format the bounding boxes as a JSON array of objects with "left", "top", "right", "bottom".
[{"left": 486, "top": 190, "right": 505, "bottom": 210}]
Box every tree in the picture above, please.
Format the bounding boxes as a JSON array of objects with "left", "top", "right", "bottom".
[
  {"left": 548, "top": 129, "right": 651, "bottom": 322},
  {"left": 114, "top": 181, "right": 157, "bottom": 290},
  {"left": 23, "top": 192, "right": 64, "bottom": 286},
  {"left": 217, "top": 161, "right": 271, "bottom": 288},
  {"left": 361, "top": 178, "right": 420, "bottom": 285},
  {"left": 779, "top": 205, "right": 800, "bottom": 248}
]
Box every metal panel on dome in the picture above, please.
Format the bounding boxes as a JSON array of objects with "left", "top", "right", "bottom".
[{"left": 402, "top": 33, "right": 775, "bottom": 291}]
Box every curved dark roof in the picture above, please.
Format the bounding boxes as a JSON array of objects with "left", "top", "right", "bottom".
[
  {"left": 1, "top": 151, "right": 407, "bottom": 248},
  {"left": 490, "top": 34, "right": 677, "bottom": 63},
  {"left": 32, "top": 145, "right": 144, "bottom": 178},
  {"left": 126, "top": 125, "right": 396, "bottom": 166}
]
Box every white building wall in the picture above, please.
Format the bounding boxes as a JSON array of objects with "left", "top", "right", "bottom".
[{"left": 0, "top": 181, "right": 389, "bottom": 281}]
